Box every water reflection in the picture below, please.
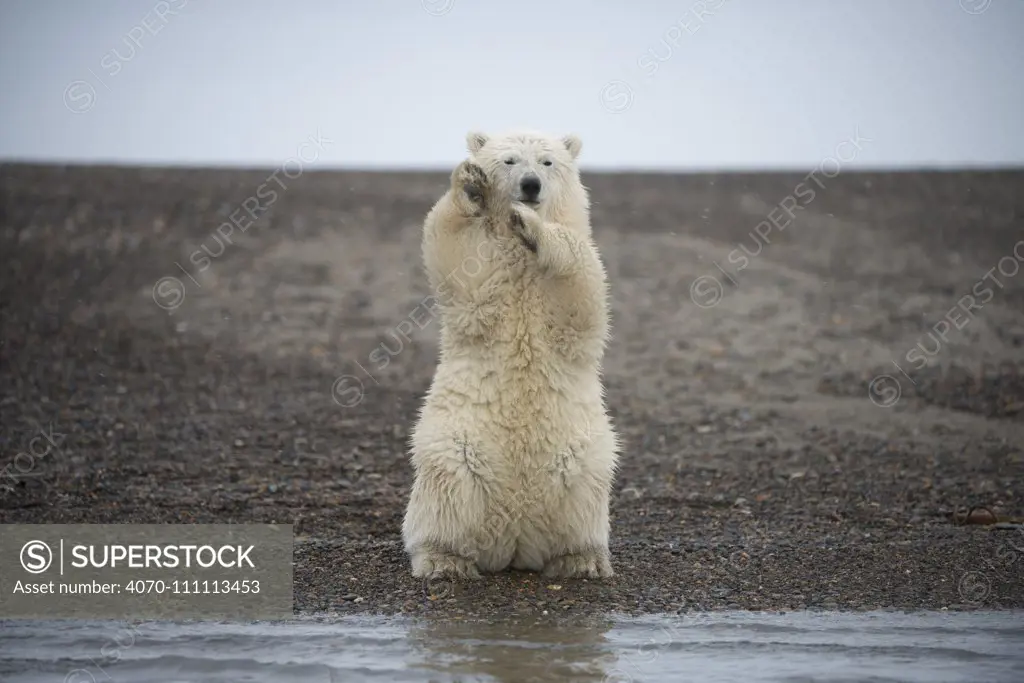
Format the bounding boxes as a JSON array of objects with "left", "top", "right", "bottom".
[
  {"left": 2, "top": 611, "right": 1022, "bottom": 682},
  {"left": 409, "top": 614, "right": 617, "bottom": 682}
]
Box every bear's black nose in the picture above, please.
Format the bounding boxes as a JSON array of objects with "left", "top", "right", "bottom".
[{"left": 520, "top": 175, "right": 541, "bottom": 200}]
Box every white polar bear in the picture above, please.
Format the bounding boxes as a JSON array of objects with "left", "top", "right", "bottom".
[{"left": 402, "top": 129, "right": 619, "bottom": 580}]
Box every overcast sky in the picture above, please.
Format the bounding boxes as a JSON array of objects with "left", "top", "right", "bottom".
[{"left": 1, "top": 0, "right": 1022, "bottom": 170}]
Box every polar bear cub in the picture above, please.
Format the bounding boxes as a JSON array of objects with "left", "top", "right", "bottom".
[{"left": 402, "top": 129, "right": 618, "bottom": 579}]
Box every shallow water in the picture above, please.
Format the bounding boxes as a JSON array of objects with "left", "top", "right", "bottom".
[{"left": 1, "top": 611, "right": 1022, "bottom": 682}]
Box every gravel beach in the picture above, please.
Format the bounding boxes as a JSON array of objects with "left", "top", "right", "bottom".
[{"left": 1, "top": 164, "right": 1022, "bottom": 617}]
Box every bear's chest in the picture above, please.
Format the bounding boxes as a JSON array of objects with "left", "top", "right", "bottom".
[
  {"left": 441, "top": 241, "right": 605, "bottom": 364},
  {"left": 486, "top": 276, "right": 595, "bottom": 355}
]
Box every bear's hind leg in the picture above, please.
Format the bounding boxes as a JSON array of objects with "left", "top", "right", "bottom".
[
  {"left": 403, "top": 435, "right": 515, "bottom": 579},
  {"left": 537, "top": 444, "right": 616, "bottom": 579}
]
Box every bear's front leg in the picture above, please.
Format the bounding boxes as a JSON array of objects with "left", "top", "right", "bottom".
[{"left": 509, "top": 203, "right": 589, "bottom": 277}]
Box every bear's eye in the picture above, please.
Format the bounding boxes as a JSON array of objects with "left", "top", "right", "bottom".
[
  {"left": 504, "top": 158, "right": 516, "bottom": 165},
  {"left": 542, "top": 160, "right": 553, "bottom": 167}
]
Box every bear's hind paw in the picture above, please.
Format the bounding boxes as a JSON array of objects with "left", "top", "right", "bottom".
[
  {"left": 542, "top": 549, "right": 613, "bottom": 579},
  {"left": 411, "top": 550, "right": 482, "bottom": 580}
]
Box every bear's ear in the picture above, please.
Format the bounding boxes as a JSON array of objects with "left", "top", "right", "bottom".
[
  {"left": 562, "top": 134, "right": 583, "bottom": 160},
  {"left": 466, "top": 131, "right": 489, "bottom": 155}
]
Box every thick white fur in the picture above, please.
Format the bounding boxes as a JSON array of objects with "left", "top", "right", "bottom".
[{"left": 402, "top": 129, "right": 619, "bottom": 579}]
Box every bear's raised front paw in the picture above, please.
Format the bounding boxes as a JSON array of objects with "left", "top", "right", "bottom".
[
  {"left": 452, "top": 160, "right": 489, "bottom": 212},
  {"left": 509, "top": 203, "right": 539, "bottom": 253},
  {"left": 411, "top": 550, "right": 482, "bottom": 580},
  {"left": 542, "top": 549, "right": 613, "bottom": 579}
]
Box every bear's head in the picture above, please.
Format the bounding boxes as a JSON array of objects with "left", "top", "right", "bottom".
[{"left": 466, "top": 129, "right": 588, "bottom": 225}]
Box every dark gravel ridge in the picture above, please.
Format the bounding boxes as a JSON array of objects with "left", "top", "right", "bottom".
[{"left": 1, "top": 164, "right": 1022, "bottom": 617}]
